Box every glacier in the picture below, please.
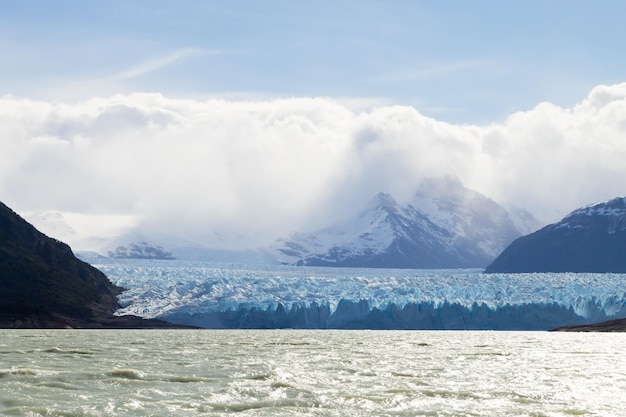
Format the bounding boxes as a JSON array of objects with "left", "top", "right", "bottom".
[{"left": 91, "top": 258, "right": 626, "bottom": 330}]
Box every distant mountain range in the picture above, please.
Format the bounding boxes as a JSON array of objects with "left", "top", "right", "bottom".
[
  {"left": 90, "top": 191, "right": 626, "bottom": 273},
  {"left": 108, "top": 241, "right": 175, "bottom": 260},
  {"left": 22, "top": 176, "right": 545, "bottom": 269},
  {"left": 273, "top": 176, "right": 540, "bottom": 268},
  {"left": 486, "top": 197, "right": 626, "bottom": 273}
]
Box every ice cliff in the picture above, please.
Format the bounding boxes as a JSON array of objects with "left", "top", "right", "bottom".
[{"left": 94, "top": 259, "right": 626, "bottom": 330}]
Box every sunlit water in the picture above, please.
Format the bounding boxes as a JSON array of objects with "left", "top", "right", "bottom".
[{"left": 1, "top": 330, "right": 625, "bottom": 416}]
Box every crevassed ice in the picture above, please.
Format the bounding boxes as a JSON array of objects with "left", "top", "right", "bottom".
[{"left": 92, "top": 259, "right": 626, "bottom": 326}]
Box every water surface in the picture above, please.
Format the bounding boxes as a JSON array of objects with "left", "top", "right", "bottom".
[{"left": 1, "top": 330, "right": 625, "bottom": 416}]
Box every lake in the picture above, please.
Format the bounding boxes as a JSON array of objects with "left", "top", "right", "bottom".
[{"left": 2, "top": 329, "right": 625, "bottom": 416}]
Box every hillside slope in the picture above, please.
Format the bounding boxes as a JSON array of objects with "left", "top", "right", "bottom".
[
  {"left": 0, "top": 201, "right": 180, "bottom": 328},
  {"left": 486, "top": 197, "right": 626, "bottom": 273}
]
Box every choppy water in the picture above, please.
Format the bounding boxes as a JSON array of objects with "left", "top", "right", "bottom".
[{"left": 1, "top": 330, "right": 625, "bottom": 416}]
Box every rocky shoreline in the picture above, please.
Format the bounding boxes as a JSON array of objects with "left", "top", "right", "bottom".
[
  {"left": 0, "top": 311, "right": 195, "bottom": 329},
  {"left": 552, "top": 318, "right": 626, "bottom": 332}
]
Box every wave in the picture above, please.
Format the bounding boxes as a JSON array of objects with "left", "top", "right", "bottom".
[{"left": 108, "top": 369, "right": 146, "bottom": 380}]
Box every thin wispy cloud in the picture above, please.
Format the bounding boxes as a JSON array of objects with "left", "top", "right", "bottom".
[
  {"left": 2, "top": 2, "right": 624, "bottom": 124},
  {"left": 110, "top": 48, "right": 214, "bottom": 81}
]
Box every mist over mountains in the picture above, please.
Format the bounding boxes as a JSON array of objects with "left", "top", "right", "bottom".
[
  {"left": 28, "top": 176, "right": 539, "bottom": 269},
  {"left": 273, "top": 176, "right": 539, "bottom": 268}
]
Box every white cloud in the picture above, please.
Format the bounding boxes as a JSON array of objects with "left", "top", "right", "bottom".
[{"left": 2, "top": 83, "right": 626, "bottom": 250}]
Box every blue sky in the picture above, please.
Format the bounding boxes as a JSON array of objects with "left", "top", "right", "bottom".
[{"left": 2, "top": 0, "right": 625, "bottom": 123}]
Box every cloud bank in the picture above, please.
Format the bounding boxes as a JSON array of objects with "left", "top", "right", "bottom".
[{"left": 2, "top": 84, "right": 626, "bottom": 250}]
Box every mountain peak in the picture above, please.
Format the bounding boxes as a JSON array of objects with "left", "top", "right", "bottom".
[
  {"left": 554, "top": 197, "right": 626, "bottom": 234},
  {"left": 273, "top": 177, "right": 533, "bottom": 268},
  {"left": 566, "top": 197, "right": 626, "bottom": 219},
  {"left": 365, "top": 192, "right": 398, "bottom": 212}
]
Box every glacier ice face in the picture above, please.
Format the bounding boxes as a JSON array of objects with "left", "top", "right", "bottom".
[{"left": 92, "top": 259, "right": 626, "bottom": 330}]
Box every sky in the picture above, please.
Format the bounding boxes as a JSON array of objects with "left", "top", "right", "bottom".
[{"left": 2, "top": 1, "right": 626, "bottom": 251}]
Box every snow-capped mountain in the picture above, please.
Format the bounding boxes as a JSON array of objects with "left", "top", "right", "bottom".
[
  {"left": 486, "top": 197, "right": 626, "bottom": 273},
  {"left": 274, "top": 176, "right": 538, "bottom": 268},
  {"left": 101, "top": 231, "right": 274, "bottom": 263},
  {"left": 108, "top": 241, "right": 175, "bottom": 260}
]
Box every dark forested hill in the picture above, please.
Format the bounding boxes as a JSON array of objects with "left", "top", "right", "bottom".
[{"left": 0, "top": 201, "right": 181, "bottom": 328}]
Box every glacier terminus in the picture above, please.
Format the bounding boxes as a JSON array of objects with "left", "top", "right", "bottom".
[{"left": 92, "top": 258, "right": 626, "bottom": 330}]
